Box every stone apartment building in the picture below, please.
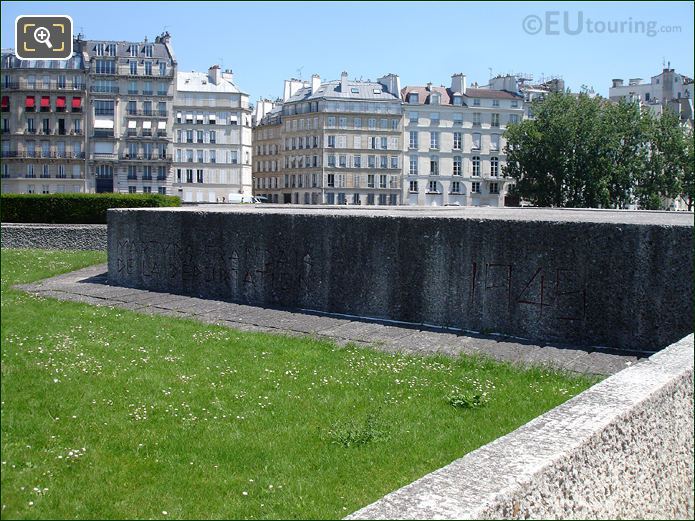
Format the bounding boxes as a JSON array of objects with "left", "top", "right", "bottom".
[
  {"left": 83, "top": 34, "right": 176, "bottom": 194},
  {"left": 1, "top": 33, "right": 177, "bottom": 195},
  {"left": 1, "top": 50, "right": 88, "bottom": 194},
  {"left": 252, "top": 98, "right": 283, "bottom": 202},
  {"left": 253, "top": 72, "right": 404, "bottom": 205},
  {"left": 172, "top": 66, "right": 253, "bottom": 202},
  {"left": 402, "top": 74, "right": 525, "bottom": 206}
]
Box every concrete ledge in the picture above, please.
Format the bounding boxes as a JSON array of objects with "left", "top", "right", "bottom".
[
  {"left": 347, "top": 334, "right": 694, "bottom": 520},
  {"left": 1, "top": 223, "right": 107, "bottom": 250},
  {"left": 107, "top": 207, "right": 693, "bottom": 351}
]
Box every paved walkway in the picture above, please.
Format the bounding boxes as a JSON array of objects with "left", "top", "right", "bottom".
[{"left": 15, "top": 264, "right": 649, "bottom": 376}]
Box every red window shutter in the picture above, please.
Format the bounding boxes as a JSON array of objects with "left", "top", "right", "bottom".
[
  {"left": 25, "top": 96, "right": 35, "bottom": 108},
  {"left": 40, "top": 96, "right": 50, "bottom": 107},
  {"left": 56, "top": 96, "right": 66, "bottom": 108},
  {"left": 72, "top": 97, "right": 82, "bottom": 108},
  {"left": 1, "top": 96, "right": 8, "bottom": 108}
]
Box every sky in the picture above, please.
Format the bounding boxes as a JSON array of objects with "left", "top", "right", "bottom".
[{"left": 1, "top": 1, "right": 693, "bottom": 101}]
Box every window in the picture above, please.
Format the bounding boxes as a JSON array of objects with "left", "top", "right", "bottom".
[
  {"left": 143, "top": 186, "right": 152, "bottom": 194},
  {"left": 473, "top": 98, "right": 480, "bottom": 106},
  {"left": 186, "top": 169, "right": 193, "bottom": 183},
  {"left": 490, "top": 157, "right": 499, "bottom": 176},
  {"left": 451, "top": 181, "right": 461, "bottom": 194},
  {"left": 380, "top": 119, "right": 388, "bottom": 129},
  {"left": 430, "top": 157, "right": 439, "bottom": 175},
  {"left": 472, "top": 112, "right": 481, "bottom": 126},
  {"left": 380, "top": 156, "right": 388, "bottom": 169},
  {"left": 471, "top": 156, "right": 481, "bottom": 176},
  {"left": 453, "top": 156, "right": 462, "bottom": 176},
  {"left": 409, "top": 111, "right": 418, "bottom": 124},
  {"left": 353, "top": 117, "right": 362, "bottom": 129},
  {"left": 471, "top": 181, "right": 481, "bottom": 193},
  {"left": 144, "top": 45, "right": 153, "bottom": 57},
  {"left": 339, "top": 155, "right": 347, "bottom": 167},
  {"left": 130, "top": 61, "right": 138, "bottom": 75},
  {"left": 94, "top": 100, "right": 114, "bottom": 116},
  {"left": 367, "top": 174, "right": 375, "bottom": 188},
  {"left": 326, "top": 116, "right": 335, "bottom": 128},
  {"left": 408, "top": 93, "right": 419, "bottom": 103},
  {"left": 353, "top": 155, "right": 361, "bottom": 168},
  {"left": 453, "top": 96, "right": 463, "bottom": 106},
  {"left": 328, "top": 155, "right": 336, "bottom": 167},
  {"left": 197, "top": 130, "right": 204, "bottom": 143},
  {"left": 431, "top": 94, "right": 440, "bottom": 105},
  {"left": 338, "top": 117, "right": 347, "bottom": 128},
  {"left": 128, "top": 186, "right": 137, "bottom": 193},
  {"left": 158, "top": 187, "right": 167, "bottom": 195},
  {"left": 491, "top": 134, "right": 500, "bottom": 151},
  {"left": 380, "top": 137, "right": 388, "bottom": 150},
  {"left": 127, "top": 166, "right": 137, "bottom": 179},
  {"left": 368, "top": 118, "right": 376, "bottom": 129},
  {"left": 491, "top": 113, "right": 500, "bottom": 127},
  {"left": 492, "top": 99, "right": 500, "bottom": 107},
  {"left": 409, "top": 156, "right": 418, "bottom": 175},
  {"left": 143, "top": 166, "right": 152, "bottom": 180},
  {"left": 453, "top": 132, "right": 462, "bottom": 150},
  {"left": 368, "top": 155, "right": 375, "bottom": 168},
  {"left": 327, "top": 135, "right": 335, "bottom": 148},
  {"left": 390, "top": 156, "right": 398, "bottom": 169},
  {"left": 428, "top": 180, "right": 438, "bottom": 193},
  {"left": 370, "top": 137, "right": 378, "bottom": 150},
  {"left": 430, "top": 131, "right": 439, "bottom": 149},
  {"left": 391, "top": 119, "right": 398, "bottom": 130},
  {"left": 209, "top": 130, "right": 216, "bottom": 144},
  {"left": 95, "top": 60, "right": 116, "bottom": 74},
  {"left": 472, "top": 133, "right": 481, "bottom": 150},
  {"left": 409, "top": 180, "right": 418, "bottom": 193},
  {"left": 379, "top": 174, "right": 387, "bottom": 188},
  {"left": 197, "top": 169, "right": 204, "bottom": 183},
  {"left": 509, "top": 114, "right": 520, "bottom": 124},
  {"left": 511, "top": 100, "right": 519, "bottom": 108},
  {"left": 129, "top": 45, "right": 137, "bottom": 57},
  {"left": 127, "top": 100, "right": 137, "bottom": 115},
  {"left": 453, "top": 113, "right": 463, "bottom": 125},
  {"left": 327, "top": 173, "right": 335, "bottom": 187},
  {"left": 430, "top": 112, "right": 440, "bottom": 124},
  {"left": 489, "top": 182, "right": 499, "bottom": 194},
  {"left": 159, "top": 62, "right": 167, "bottom": 76}
]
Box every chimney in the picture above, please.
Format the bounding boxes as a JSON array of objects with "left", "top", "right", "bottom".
[
  {"left": 426, "top": 82, "right": 433, "bottom": 92},
  {"left": 283, "top": 78, "right": 308, "bottom": 101},
  {"left": 222, "top": 69, "right": 234, "bottom": 83},
  {"left": 311, "top": 74, "right": 321, "bottom": 95},
  {"left": 377, "top": 73, "right": 401, "bottom": 95},
  {"left": 629, "top": 78, "right": 643, "bottom": 86},
  {"left": 340, "top": 71, "right": 349, "bottom": 93},
  {"left": 451, "top": 73, "right": 467, "bottom": 94},
  {"left": 208, "top": 65, "right": 222, "bottom": 85}
]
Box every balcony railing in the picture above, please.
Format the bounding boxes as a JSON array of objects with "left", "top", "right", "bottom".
[
  {"left": 2, "top": 80, "right": 85, "bottom": 91},
  {"left": 126, "top": 109, "right": 167, "bottom": 117},
  {"left": 90, "top": 85, "right": 119, "bottom": 94},
  {"left": 93, "top": 130, "right": 114, "bottom": 138}
]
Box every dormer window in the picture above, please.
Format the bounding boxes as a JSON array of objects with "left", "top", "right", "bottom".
[
  {"left": 106, "top": 44, "right": 116, "bottom": 56},
  {"left": 128, "top": 45, "right": 137, "bottom": 57},
  {"left": 350, "top": 87, "right": 359, "bottom": 94},
  {"left": 473, "top": 98, "right": 481, "bottom": 106},
  {"left": 431, "top": 93, "right": 440, "bottom": 105},
  {"left": 373, "top": 88, "right": 381, "bottom": 94},
  {"left": 408, "top": 92, "right": 419, "bottom": 103},
  {"left": 94, "top": 43, "right": 104, "bottom": 56},
  {"left": 453, "top": 95, "right": 462, "bottom": 106},
  {"left": 143, "top": 45, "right": 153, "bottom": 57}
]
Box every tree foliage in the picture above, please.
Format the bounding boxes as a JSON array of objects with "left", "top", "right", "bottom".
[{"left": 503, "top": 92, "right": 692, "bottom": 210}]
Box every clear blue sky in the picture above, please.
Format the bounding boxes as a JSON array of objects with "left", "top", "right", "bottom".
[{"left": 2, "top": 1, "right": 693, "bottom": 101}]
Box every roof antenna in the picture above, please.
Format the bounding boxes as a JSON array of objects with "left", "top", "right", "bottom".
[{"left": 296, "top": 66, "right": 304, "bottom": 80}]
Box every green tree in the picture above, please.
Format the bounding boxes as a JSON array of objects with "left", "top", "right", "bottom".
[
  {"left": 683, "top": 129, "right": 694, "bottom": 211},
  {"left": 504, "top": 93, "right": 689, "bottom": 210}
]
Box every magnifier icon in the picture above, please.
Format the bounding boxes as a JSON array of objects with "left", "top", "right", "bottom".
[{"left": 34, "top": 26, "right": 53, "bottom": 49}]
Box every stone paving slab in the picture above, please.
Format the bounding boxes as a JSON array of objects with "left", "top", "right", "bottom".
[{"left": 13, "top": 264, "right": 650, "bottom": 376}]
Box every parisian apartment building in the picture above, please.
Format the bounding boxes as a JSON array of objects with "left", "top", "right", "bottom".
[
  {"left": 253, "top": 72, "right": 404, "bottom": 205},
  {"left": 172, "top": 66, "right": 252, "bottom": 202},
  {"left": 253, "top": 72, "right": 525, "bottom": 207},
  {"left": 1, "top": 50, "right": 88, "bottom": 194},
  {"left": 1, "top": 33, "right": 252, "bottom": 198}
]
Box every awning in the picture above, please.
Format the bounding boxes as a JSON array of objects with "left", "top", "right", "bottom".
[
  {"left": 40, "top": 96, "right": 50, "bottom": 108},
  {"left": 230, "top": 115, "right": 238, "bottom": 124},
  {"left": 142, "top": 121, "right": 152, "bottom": 129},
  {"left": 94, "top": 119, "right": 114, "bottom": 129},
  {"left": 208, "top": 114, "right": 216, "bottom": 122},
  {"left": 56, "top": 96, "right": 66, "bottom": 108},
  {"left": 176, "top": 112, "right": 182, "bottom": 120},
  {"left": 196, "top": 114, "right": 204, "bottom": 121},
  {"left": 157, "top": 121, "right": 166, "bottom": 129},
  {"left": 185, "top": 114, "right": 193, "bottom": 120},
  {"left": 127, "top": 120, "right": 137, "bottom": 129},
  {"left": 1, "top": 96, "right": 8, "bottom": 108},
  {"left": 71, "top": 97, "right": 82, "bottom": 109},
  {"left": 25, "top": 96, "right": 35, "bottom": 108}
]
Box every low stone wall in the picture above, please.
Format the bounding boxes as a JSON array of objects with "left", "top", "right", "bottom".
[
  {"left": 1, "top": 223, "right": 107, "bottom": 250},
  {"left": 107, "top": 206, "right": 693, "bottom": 352},
  {"left": 347, "top": 334, "right": 694, "bottom": 520}
]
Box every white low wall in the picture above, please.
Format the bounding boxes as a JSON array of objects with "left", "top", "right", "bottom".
[{"left": 347, "top": 334, "right": 694, "bottom": 520}]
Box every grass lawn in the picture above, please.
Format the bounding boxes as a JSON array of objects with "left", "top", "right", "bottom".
[{"left": 0, "top": 249, "right": 600, "bottom": 520}]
